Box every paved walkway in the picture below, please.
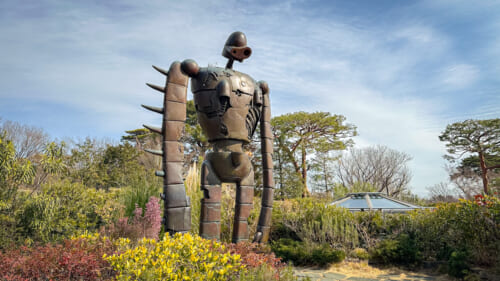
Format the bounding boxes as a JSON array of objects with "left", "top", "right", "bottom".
[{"left": 294, "top": 266, "right": 447, "bottom": 281}]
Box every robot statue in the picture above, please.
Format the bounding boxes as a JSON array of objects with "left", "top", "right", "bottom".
[{"left": 142, "top": 31, "right": 274, "bottom": 243}]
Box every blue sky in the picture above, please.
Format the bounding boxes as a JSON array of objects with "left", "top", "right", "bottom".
[{"left": 1, "top": 0, "right": 499, "bottom": 196}]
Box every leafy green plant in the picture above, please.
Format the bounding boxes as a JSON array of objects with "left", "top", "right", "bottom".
[
  {"left": 120, "top": 175, "right": 161, "bottom": 218},
  {"left": 273, "top": 198, "right": 358, "bottom": 250},
  {"left": 271, "top": 238, "right": 345, "bottom": 266},
  {"left": 17, "top": 180, "right": 116, "bottom": 243},
  {"left": 350, "top": 248, "right": 370, "bottom": 260},
  {"left": 370, "top": 234, "right": 422, "bottom": 265},
  {"left": 0, "top": 132, "right": 34, "bottom": 248},
  {"left": 447, "top": 249, "right": 471, "bottom": 278}
]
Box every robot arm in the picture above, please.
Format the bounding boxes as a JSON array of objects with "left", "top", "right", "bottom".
[
  {"left": 143, "top": 61, "right": 192, "bottom": 234},
  {"left": 254, "top": 81, "right": 274, "bottom": 243}
]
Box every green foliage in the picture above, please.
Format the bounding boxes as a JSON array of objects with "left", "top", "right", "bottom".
[
  {"left": 272, "top": 111, "right": 356, "bottom": 197},
  {"left": 100, "top": 142, "right": 145, "bottom": 189},
  {"left": 0, "top": 132, "right": 34, "bottom": 248},
  {"left": 350, "top": 248, "right": 370, "bottom": 260},
  {"left": 120, "top": 175, "right": 162, "bottom": 219},
  {"left": 271, "top": 195, "right": 499, "bottom": 276},
  {"left": 333, "top": 181, "right": 377, "bottom": 199},
  {"left": 439, "top": 118, "right": 500, "bottom": 194},
  {"left": 439, "top": 119, "right": 500, "bottom": 157},
  {"left": 370, "top": 234, "right": 422, "bottom": 265},
  {"left": 447, "top": 249, "right": 471, "bottom": 278},
  {"left": 40, "top": 141, "right": 67, "bottom": 176},
  {"left": 67, "top": 138, "right": 106, "bottom": 188},
  {"left": 271, "top": 238, "right": 345, "bottom": 266},
  {"left": 0, "top": 132, "right": 34, "bottom": 201},
  {"left": 273, "top": 198, "right": 358, "bottom": 250},
  {"left": 18, "top": 180, "right": 119, "bottom": 243},
  {"left": 122, "top": 128, "right": 157, "bottom": 147},
  {"left": 184, "top": 100, "right": 209, "bottom": 163}
]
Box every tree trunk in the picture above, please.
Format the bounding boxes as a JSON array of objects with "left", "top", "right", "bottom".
[
  {"left": 301, "top": 146, "right": 309, "bottom": 197},
  {"left": 323, "top": 160, "right": 328, "bottom": 192},
  {"left": 479, "top": 151, "right": 489, "bottom": 194},
  {"left": 277, "top": 149, "right": 284, "bottom": 198}
]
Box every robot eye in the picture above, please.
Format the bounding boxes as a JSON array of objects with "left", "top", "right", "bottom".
[{"left": 244, "top": 50, "right": 250, "bottom": 56}]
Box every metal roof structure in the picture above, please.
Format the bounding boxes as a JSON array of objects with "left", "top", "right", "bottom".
[{"left": 330, "top": 192, "right": 427, "bottom": 213}]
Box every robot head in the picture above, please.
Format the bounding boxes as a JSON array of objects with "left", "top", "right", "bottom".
[{"left": 222, "top": 31, "right": 252, "bottom": 62}]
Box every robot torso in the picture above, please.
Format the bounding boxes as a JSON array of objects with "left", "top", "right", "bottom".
[{"left": 191, "top": 66, "right": 262, "bottom": 143}]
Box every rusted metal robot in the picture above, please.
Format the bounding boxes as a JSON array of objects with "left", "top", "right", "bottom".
[{"left": 142, "top": 31, "right": 274, "bottom": 243}]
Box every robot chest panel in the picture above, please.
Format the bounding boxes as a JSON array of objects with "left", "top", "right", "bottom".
[{"left": 192, "top": 67, "right": 256, "bottom": 110}]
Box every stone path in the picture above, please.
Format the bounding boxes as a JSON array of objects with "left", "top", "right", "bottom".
[{"left": 294, "top": 266, "right": 447, "bottom": 281}]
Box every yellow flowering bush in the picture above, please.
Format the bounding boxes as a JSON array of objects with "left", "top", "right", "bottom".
[{"left": 104, "top": 233, "right": 244, "bottom": 280}]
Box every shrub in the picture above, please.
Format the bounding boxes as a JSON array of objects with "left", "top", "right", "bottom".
[
  {"left": 226, "top": 241, "right": 303, "bottom": 280},
  {"left": 350, "top": 248, "right": 370, "bottom": 260},
  {"left": 120, "top": 175, "right": 161, "bottom": 218},
  {"left": 101, "top": 196, "right": 161, "bottom": 241},
  {"left": 271, "top": 238, "right": 345, "bottom": 267},
  {"left": 226, "top": 241, "right": 284, "bottom": 270},
  {"left": 448, "top": 249, "right": 470, "bottom": 278},
  {"left": 0, "top": 233, "right": 115, "bottom": 280},
  {"left": 105, "top": 233, "right": 243, "bottom": 280},
  {"left": 311, "top": 244, "right": 346, "bottom": 266},
  {"left": 272, "top": 198, "right": 358, "bottom": 250},
  {"left": 17, "top": 180, "right": 117, "bottom": 243},
  {"left": 370, "top": 234, "right": 422, "bottom": 266}
]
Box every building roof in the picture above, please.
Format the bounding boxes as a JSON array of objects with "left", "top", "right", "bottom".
[{"left": 330, "top": 192, "right": 427, "bottom": 213}]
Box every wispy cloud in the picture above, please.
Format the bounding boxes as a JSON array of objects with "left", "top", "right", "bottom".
[{"left": 439, "top": 64, "right": 479, "bottom": 89}]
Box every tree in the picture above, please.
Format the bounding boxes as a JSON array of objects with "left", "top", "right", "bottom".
[
  {"left": 455, "top": 154, "right": 500, "bottom": 192},
  {"left": 122, "top": 128, "right": 158, "bottom": 150},
  {"left": 0, "top": 119, "right": 49, "bottom": 160},
  {"left": 100, "top": 142, "right": 146, "bottom": 189},
  {"left": 334, "top": 145, "right": 412, "bottom": 196},
  {"left": 183, "top": 100, "right": 209, "bottom": 165},
  {"left": 33, "top": 141, "right": 68, "bottom": 188},
  {"left": 439, "top": 119, "right": 500, "bottom": 194},
  {"left": 426, "top": 182, "right": 459, "bottom": 203},
  {"left": 309, "top": 147, "right": 339, "bottom": 194},
  {"left": 0, "top": 131, "right": 34, "bottom": 247},
  {"left": 67, "top": 138, "right": 107, "bottom": 189},
  {"left": 272, "top": 112, "right": 356, "bottom": 197}
]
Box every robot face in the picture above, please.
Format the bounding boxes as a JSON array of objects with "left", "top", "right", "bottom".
[
  {"left": 224, "top": 46, "right": 252, "bottom": 62},
  {"left": 222, "top": 31, "right": 252, "bottom": 62}
]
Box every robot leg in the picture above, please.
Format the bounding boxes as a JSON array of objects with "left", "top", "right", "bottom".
[
  {"left": 199, "top": 160, "right": 222, "bottom": 240},
  {"left": 232, "top": 169, "right": 254, "bottom": 243}
]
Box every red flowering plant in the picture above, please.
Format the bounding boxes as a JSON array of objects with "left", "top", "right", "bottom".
[
  {"left": 0, "top": 233, "right": 116, "bottom": 281},
  {"left": 225, "top": 241, "right": 287, "bottom": 280},
  {"left": 473, "top": 194, "right": 499, "bottom": 207}
]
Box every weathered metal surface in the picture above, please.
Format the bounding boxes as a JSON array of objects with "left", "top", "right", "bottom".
[{"left": 142, "top": 31, "right": 274, "bottom": 243}]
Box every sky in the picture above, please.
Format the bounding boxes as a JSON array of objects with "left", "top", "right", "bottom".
[{"left": 1, "top": 0, "right": 499, "bottom": 196}]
